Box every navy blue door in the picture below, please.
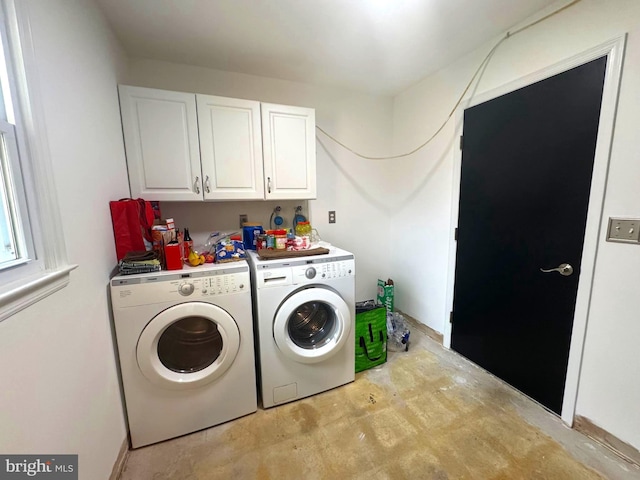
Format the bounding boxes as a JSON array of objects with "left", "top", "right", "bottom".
[{"left": 451, "top": 57, "right": 607, "bottom": 414}]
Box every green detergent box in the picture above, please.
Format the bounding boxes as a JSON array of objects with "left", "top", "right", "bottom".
[
  {"left": 377, "top": 279, "right": 394, "bottom": 313},
  {"left": 355, "top": 302, "right": 387, "bottom": 373}
]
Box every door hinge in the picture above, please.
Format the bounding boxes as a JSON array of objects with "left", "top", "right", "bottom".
[
  {"left": 449, "top": 311, "right": 453, "bottom": 324},
  {"left": 454, "top": 227, "right": 458, "bottom": 241},
  {"left": 459, "top": 135, "right": 463, "bottom": 150}
]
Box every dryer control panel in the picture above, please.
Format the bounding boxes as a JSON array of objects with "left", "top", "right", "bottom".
[
  {"left": 111, "top": 266, "right": 249, "bottom": 308},
  {"left": 198, "top": 272, "right": 248, "bottom": 297}
]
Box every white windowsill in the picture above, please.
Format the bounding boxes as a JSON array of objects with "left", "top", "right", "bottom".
[{"left": 0, "top": 264, "right": 77, "bottom": 322}]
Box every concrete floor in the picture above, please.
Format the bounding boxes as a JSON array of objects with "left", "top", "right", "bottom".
[{"left": 119, "top": 320, "right": 640, "bottom": 479}]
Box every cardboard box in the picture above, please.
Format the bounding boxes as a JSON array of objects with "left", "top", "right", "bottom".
[{"left": 377, "top": 279, "right": 394, "bottom": 314}]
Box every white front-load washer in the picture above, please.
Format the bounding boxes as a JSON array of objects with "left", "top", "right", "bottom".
[
  {"left": 110, "top": 262, "right": 256, "bottom": 448},
  {"left": 247, "top": 248, "right": 355, "bottom": 408}
]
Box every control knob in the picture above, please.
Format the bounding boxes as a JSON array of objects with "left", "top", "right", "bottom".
[
  {"left": 305, "top": 267, "right": 316, "bottom": 279},
  {"left": 179, "top": 282, "right": 194, "bottom": 296}
]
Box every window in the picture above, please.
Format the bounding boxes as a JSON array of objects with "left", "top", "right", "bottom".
[
  {"left": 0, "top": 123, "right": 22, "bottom": 264},
  {"left": 0, "top": 0, "right": 75, "bottom": 321},
  {"left": 0, "top": 38, "right": 30, "bottom": 270}
]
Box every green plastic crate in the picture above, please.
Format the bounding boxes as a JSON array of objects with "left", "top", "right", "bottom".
[{"left": 355, "top": 304, "right": 387, "bottom": 373}]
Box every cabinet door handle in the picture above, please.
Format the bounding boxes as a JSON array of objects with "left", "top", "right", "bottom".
[
  {"left": 267, "top": 176, "right": 272, "bottom": 194},
  {"left": 194, "top": 176, "right": 201, "bottom": 194},
  {"left": 205, "top": 175, "right": 211, "bottom": 193}
]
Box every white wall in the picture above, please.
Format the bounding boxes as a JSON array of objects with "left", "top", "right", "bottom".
[
  {"left": 0, "top": 0, "right": 130, "bottom": 477},
  {"left": 160, "top": 200, "right": 310, "bottom": 243},
  {"left": 6, "top": 1, "right": 634, "bottom": 473},
  {"left": 393, "top": 0, "right": 640, "bottom": 451},
  {"left": 126, "top": 60, "right": 396, "bottom": 301}
]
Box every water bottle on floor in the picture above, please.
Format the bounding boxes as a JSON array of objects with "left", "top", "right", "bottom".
[{"left": 387, "top": 312, "right": 410, "bottom": 352}]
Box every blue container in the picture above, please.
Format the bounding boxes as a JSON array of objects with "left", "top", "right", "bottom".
[{"left": 242, "top": 224, "right": 264, "bottom": 250}]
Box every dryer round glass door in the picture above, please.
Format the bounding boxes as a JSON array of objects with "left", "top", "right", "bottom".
[
  {"left": 273, "top": 287, "right": 352, "bottom": 364},
  {"left": 137, "top": 302, "right": 240, "bottom": 389}
]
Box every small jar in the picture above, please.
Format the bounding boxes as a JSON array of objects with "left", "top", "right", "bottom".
[
  {"left": 274, "top": 229, "right": 287, "bottom": 250},
  {"left": 256, "top": 234, "right": 267, "bottom": 250},
  {"left": 266, "top": 231, "right": 275, "bottom": 250}
]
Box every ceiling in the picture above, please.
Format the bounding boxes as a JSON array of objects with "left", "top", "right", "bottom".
[{"left": 95, "top": 0, "right": 561, "bottom": 96}]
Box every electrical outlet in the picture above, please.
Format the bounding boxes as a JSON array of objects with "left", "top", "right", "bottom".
[
  {"left": 328, "top": 210, "right": 336, "bottom": 224},
  {"left": 239, "top": 214, "right": 248, "bottom": 228},
  {"left": 607, "top": 218, "right": 640, "bottom": 243}
]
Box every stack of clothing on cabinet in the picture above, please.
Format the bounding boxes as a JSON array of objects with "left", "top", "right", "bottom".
[{"left": 118, "top": 250, "right": 161, "bottom": 275}]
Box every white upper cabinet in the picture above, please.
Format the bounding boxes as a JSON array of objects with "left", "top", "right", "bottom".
[
  {"left": 118, "top": 85, "right": 203, "bottom": 201},
  {"left": 261, "top": 103, "right": 316, "bottom": 200},
  {"left": 118, "top": 85, "right": 316, "bottom": 201},
  {"left": 196, "top": 95, "right": 264, "bottom": 200}
]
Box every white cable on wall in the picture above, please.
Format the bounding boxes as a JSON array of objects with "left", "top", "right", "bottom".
[{"left": 315, "top": 0, "right": 582, "bottom": 161}]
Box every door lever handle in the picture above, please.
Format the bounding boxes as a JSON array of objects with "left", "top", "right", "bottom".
[{"left": 540, "top": 263, "right": 573, "bottom": 276}]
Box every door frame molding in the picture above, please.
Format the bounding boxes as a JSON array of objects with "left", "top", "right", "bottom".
[{"left": 444, "top": 35, "right": 626, "bottom": 425}]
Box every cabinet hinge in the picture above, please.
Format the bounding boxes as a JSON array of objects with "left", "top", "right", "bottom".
[
  {"left": 449, "top": 311, "right": 453, "bottom": 324},
  {"left": 459, "top": 135, "right": 463, "bottom": 150},
  {"left": 454, "top": 227, "right": 458, "bottom": 241}
]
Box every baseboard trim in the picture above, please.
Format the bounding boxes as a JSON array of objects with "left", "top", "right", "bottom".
[
  {"left": 397, "top": 310, "right": 444, "bottom": 345},
  {"left": 573, "top": 415, "right": 640, "bottom": 466},
  {"left": 109, "top": 437, "right": 129, "bottom": 480}
]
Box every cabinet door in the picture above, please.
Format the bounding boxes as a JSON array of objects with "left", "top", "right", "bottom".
[
  {"left": 197, "top": 95, "right": 264, "bottom": 200},
  {"left": 119, "top": 86, "right": 203, "bottom": 201},
  {"left": 261, "top": 103, "right": 316, "bottom": 200}
]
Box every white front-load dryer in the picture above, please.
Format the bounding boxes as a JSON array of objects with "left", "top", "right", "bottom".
[
  {"left": 110, "top": 262, "right": 256, "bottom": 448},
  {"left": 247, "top": 248, "right": 355, "bottom": 408}
]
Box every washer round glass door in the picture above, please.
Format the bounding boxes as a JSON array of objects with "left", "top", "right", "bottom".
[
  {"left": 137, "top": 302, "right": 240, "bottom": 389},
  {"left": 273, "top": 287, "right": 351, "bottom": 364}
]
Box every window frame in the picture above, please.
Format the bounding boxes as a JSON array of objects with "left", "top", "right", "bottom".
[{"left": 0, "top": 0, "right": 76, "bottom": 322}]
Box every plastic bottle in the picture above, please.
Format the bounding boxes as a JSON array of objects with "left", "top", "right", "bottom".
[
  {"left": 295, "top": 221, "right": 312, "bottom": 249},
  {"left": 286, "top": 230, "right": 296, "bottom": 251},
  {"left": 295, "top": 221, "right": 311, "bottom": 237},
  {"left": 387, "top": 312, "right": 410, "bottom": 352}
]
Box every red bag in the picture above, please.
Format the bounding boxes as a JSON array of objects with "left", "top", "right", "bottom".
[{"left": 109, "top": 198, "right": 155, "bottom": 261}]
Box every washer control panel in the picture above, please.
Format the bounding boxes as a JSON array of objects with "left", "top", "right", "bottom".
[
  {"left": 291, "top": 259, "right": 355, "bottom": 284},
  {"left": 111, "top": 267, "right": 249, "bottom": 308}
]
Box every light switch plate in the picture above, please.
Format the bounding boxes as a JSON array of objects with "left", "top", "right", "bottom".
[{"left": 607, "top": 218, "right": 640, "bottom": 243}]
